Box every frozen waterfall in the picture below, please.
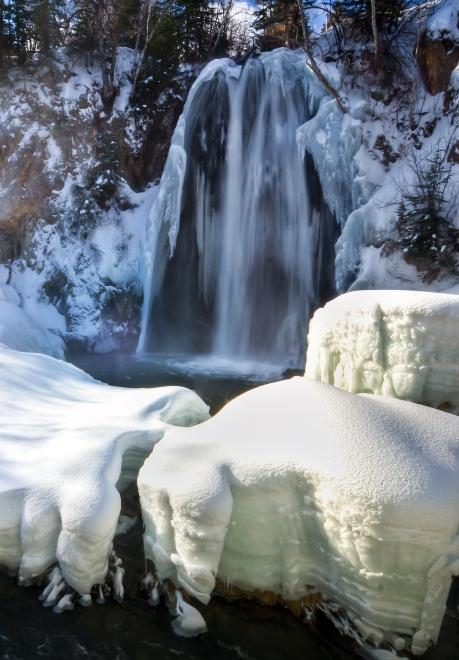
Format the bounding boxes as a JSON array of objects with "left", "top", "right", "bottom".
[{"left": 138, "top": 49, "right": 338, "bottom": 370}]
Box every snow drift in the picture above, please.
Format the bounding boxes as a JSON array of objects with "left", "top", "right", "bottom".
[
  {"left": 0, "top": 347, "right": 209, "bottom": 601},
  {"left": 138, "top": 377, "right": 459, "bottom": 655},
  {"left": 305, "top": 290, "right": 459, "bottom": 410}
]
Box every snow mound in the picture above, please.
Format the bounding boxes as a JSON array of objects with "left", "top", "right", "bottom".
[
  {"left": 0, "top": 347, "right": 209, "bottom": 598},
  {"left": 0, "top": 289, "right": 65, "bottom": 358},
  {"left": 138, "top": 377, "right": 459, "bottom": 655},
  {"left": 305, "top": 290, "right": 459, "bottom": 410}
]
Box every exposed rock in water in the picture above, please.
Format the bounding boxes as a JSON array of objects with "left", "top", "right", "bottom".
[{"left": 214, "top": 580, "right": 320, "bottom": 619}]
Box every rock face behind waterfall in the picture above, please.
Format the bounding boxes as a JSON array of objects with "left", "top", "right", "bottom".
[{"left": 139, "top": 50, "right": 338, "bottom": 369}]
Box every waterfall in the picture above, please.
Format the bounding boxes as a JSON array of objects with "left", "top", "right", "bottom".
[{"left": 138, "top": 49, "right": 338, "bottom": 371}]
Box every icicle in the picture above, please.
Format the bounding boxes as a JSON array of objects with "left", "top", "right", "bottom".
[
  {"left": 142, "top": 572, "right": 160, "bottom": 606},
  {"left": 40, "top": 567, "right": 67, "bottom": 607},
  {"left": 53, "top": 593, "right": 74, "bottom": 614},
  {"left": 96, "top": 585, "right": 105, "bottom": 605},
  {"left": 39, "top": 567, "right": 63, "bottom": 601},
  {"left": 112, "top": 565, "right": 125, "bottom": 603},
  {"left": 170, "top": 590, "right": 207, "bottom": 638},
  {"left": 148, "top": 583, "right": 160, "bottom": 607},
  {"left": 142, "top": 572, "right": 155, "bottom": 591},
  {"left": 109, "top": 551, "right": 125, "bottom": 603},
  {"left": 79, "top": 594, "right": 92, "bottom": 607},
  {"left": 43, "top": 580, "right": 66, "bottom": 607}
]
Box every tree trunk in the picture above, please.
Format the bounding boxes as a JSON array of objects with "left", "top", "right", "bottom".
[
  {"left": 210, "top": 0, "right": 234, "bottom": 57},
  {"left": 370, "top": 0, "right": 381, "bottom": 72},
  {"left": 97, "top": 0, "right": 117, "bottom": 107},
  {"left": 130, "top": 1, "right": 160, "bottom": 103}
]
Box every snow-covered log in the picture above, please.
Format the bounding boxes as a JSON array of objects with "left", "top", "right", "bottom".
[
  {"left": 306, "top": 290, "right": 459, "bottom": 410},
  {"left": 138, "top": 377, "right": 459, "bottom": 655},
  {"left": 0, "top": 347, "right": 209, "bottom": 598}
]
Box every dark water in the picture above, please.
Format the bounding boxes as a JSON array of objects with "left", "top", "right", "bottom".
[
  {"left": 0, "top": 516, "right": 350, "bottom": 660},
  {"left": 1, "top": 352, "right": 458, "bottom": 659},
  {"left": 68, "top": 351, "right": 288, "bottom": 414}
]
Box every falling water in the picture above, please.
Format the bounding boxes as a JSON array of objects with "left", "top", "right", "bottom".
[{"left": 138, "top": 49, "right": 338, "bottom": 370}]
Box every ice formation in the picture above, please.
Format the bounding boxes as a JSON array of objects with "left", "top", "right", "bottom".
[
  {"left": 0, "top": 346, "right": 209, "bottom": 600},
  {"left": 305, "top": 290, "right": 459, "bottom": 410},
  {"left": 170, "top": 591, "right": 208, "bottom": 638},
  {"left": 139, "top": 48, "right": 338, "bottom": 367},
  {"left": 138, "top": 377, "right": 459, "bottom": 655},
  {"left": 0, "top": 279, "right": 65, "bottom": 358}
]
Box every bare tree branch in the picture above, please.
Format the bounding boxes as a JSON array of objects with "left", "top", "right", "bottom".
[
  {"left": 130, "top": 0, "right": 161, "bottom": 102},
  {"left": 296, "top": 0, "right": 347, "bottom": 113}
]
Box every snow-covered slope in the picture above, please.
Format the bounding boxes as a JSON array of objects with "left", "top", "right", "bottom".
[
  {"left": 0, "top": 274, "right": 65, "bottom": 357},
  {"left": 305, "top": 290, "right": 459, "bottom": 410},
  {"left": 0, "top": 50, "right": 198, "bottom": 351},
  {"left": 305, "top": 1, "right": 459, "bottom": 294},
  {"left": 138, "top": 377, "right": 459, "bottom": 655},
  {"left": 0, "top": 347, "right": 209, "bottom": 604},
  {"left": 0, "top": 298, "right": 64, "bottom": 358}
]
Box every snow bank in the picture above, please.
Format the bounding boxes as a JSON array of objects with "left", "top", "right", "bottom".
[
  {"left": 138, "top": 377, "right": 459, "bottom": 655},
  {"left": 306, "top": 290, "right": 459, "bottom": 410},
  {"left": 0, "top": 347, "right": 209, "bottom": 601},
  {"left": 0, "top": 285, "right": 65, "bottom": 358}
]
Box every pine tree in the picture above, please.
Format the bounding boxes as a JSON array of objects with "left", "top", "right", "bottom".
[
  {"left": 392, "top": 139, "right": 459, "bottom": 275},
  {"left": 173, "top": 0, "right": 214, "bottom": 61},
  {"left": 30, "top": 0, "right": 66, "bottom": 56},
  {"left": 0, "top": 1, "right": 8, "bottom": 64},
  {"left": 254, "top": 1, "right": 304, "bottom": 50},
  {"left": 332, "top": 1, "right": 405, "bottom": 37},
  {"left": 69, "top": 1, "right": 124, "bottom": 105},
  {"left": 69, "top": 0, "right": 99, "bottom": 55},
  {"left": 11, "top": 0, "right": 30, "bottom": 62}
]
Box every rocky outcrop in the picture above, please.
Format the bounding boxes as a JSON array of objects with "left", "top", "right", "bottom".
[
  {"left": 416, "top": 30, "right": 459, "bottom": 94},
  {"left": 0, "top": 57, "right": 196, "bottom": 256}
]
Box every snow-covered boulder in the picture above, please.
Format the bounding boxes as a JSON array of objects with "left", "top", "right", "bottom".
[
  {"left": 305, "top": 290, "right": 459, "bottom": 410},
  {"left": 138, "top": 377, "right": 459, "bottom": 655},
  {"left": 0, "top": 347, "right": 209, "bottom": 603},
  {"left": 0, "top": 281, "right": 65, "bottom": 358}
]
